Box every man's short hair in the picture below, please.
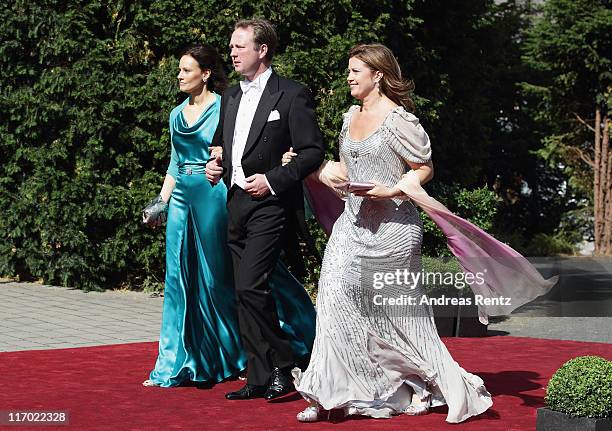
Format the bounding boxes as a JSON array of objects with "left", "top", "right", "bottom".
[{"left": 234, "top": 18, "right": 277, "bottom": 62}]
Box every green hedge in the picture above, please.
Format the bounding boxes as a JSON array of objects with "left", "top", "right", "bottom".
[
  {"left": 1, "top": 1, "right": 553, "bottom": 290},
  {"left": 546, "top": 356, "right": 612, "bottom": 418},
  {"left": 422, "top": 184, "right": 502, "bottom": 257}
]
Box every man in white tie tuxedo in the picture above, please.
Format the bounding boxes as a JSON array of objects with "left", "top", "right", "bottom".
[{"left": 205, "top": 18, "right": 325, "bottom": 401}]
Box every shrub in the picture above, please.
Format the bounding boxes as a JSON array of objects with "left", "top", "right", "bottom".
[
  {"left": 545, "top": 356, "right": 612, "bottom": 418},
  {"left": 0, "top": 0, "right": 551, "bottom": 290},
  {"left": 421, "top": 256, "right": 461, "bottom": 293},
  {"left": 525, "top": 233, "right": 576, "bottom": 256},
  {"left": 421, "top": 184, "right": 502, "bottom": 257},
  {"left": 0, "top": 0, "right": 422, "bottom": 290}
]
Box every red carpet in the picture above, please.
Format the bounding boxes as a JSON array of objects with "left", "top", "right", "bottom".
[{"left": 1, "top": 336, "right": 611, "bottom": 431}]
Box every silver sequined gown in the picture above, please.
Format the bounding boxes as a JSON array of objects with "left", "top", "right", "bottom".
[{"left": 294, "top": 106, "right": 492, "bottom": 423}]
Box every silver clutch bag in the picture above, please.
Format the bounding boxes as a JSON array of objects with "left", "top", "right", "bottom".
[{"left": 142, "top": 195, "right": 168, "bottom": 225}]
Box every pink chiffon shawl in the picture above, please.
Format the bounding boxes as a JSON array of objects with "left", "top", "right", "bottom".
[{"left": 304, "top": 170, "right": 558, "bottom": 324}]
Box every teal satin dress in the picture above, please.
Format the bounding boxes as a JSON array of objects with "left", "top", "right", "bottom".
[{"left": 149, "top": 94, "right": 316, "bottom": 387}]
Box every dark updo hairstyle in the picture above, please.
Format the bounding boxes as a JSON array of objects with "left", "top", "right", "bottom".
[{"left": 180, "top": 43, "right": 228, "bottom": 94}]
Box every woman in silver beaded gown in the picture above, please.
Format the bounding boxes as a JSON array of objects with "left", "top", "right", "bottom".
[{"left": 292, "top": 44, "right": 493, "bottom": 423}]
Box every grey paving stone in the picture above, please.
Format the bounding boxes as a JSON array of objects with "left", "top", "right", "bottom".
[
  {"left": 3, "top": 340, "right": 46, "bottom": 348},
  {"left": 43, "top": 337, "right": 99, "bottom": 344},
  {"left": 0, "top": 282, "right": 163, "bottom": 350},
  {"left": 0, "top": 321, "right": 33, "bottom": 329},
  {"left": 489, "top": 316, "right": 612, "bottom": 343},
  {"left": 23, "top": 321, "right": 65, "bottom": 329},
  {"left": 2, "top": 270, "right": 610, "bottom": 352},
  {"left": 114, "top": 337, "right": 158, "bottom": 343},
  {"left": 2, "top": 345, "right": 27, "bottom": 352},
  {"left": 15, "top": 333, "right": 56, "bottom": 340},
  {"left": 2, "top": 317, "right": 43, "bottom": 324},
  {"left": 32, "top": 318, "right": 73, "bottom": 326},
  {"left": 77, "top": 335, "right": 123, "bottom": 341}
]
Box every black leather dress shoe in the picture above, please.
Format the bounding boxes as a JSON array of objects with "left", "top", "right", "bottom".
[
  {"left": 225, "top": 383, "right": 266, "bottom": 400},
  {"left": 264, "top": 367, "right": 295, "bottom": 400}
]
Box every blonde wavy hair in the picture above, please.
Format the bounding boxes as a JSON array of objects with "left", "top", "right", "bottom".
[{"left": 348, "top": 44, "right": 415, "bottom": 112}]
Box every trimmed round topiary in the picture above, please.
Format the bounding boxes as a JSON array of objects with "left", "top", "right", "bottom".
[{"left": 545, "top": 355, "right": 612, "bottom": 418}]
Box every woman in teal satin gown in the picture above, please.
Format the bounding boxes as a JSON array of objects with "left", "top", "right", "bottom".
[{"left": 143, "top": 44, "right": 316, "bottom": 387}]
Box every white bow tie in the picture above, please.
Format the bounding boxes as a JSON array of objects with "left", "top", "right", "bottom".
[{"left": 240, "top": 79, "right": 260, "bottom": 94}]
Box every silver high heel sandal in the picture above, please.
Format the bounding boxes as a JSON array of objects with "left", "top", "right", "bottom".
[
  {"left": 141, "top": 379, "right": 159, "bottom": 387},
  {"left": 403, "top": 395, "right": 431, "bottom": 416},
  {"left": 297, "top": 405, "right": 334, "bottom": 422}
]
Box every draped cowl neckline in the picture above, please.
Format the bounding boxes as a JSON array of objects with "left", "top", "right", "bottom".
[
  {"left": 169, "top": 94, "right": 221, "bottom": 169},
  {"left": 175, "top": 93, "right": 221, "bottom": 135}
]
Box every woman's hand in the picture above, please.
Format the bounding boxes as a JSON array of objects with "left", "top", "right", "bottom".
[
  {"left": 143, "top": 215, "right": 163, "bottom": 229},
  {"left": 210, "top": 146, "right": 223, "bottom": 159},
  {"left": 352, "top": 180, "right": 401, "bottom": 201},
  {"left": 281, "top": 147, "right": 297, "bottom": 166},
  {"left": 142, "top": 195, "right": 168, "bottom": 229}
]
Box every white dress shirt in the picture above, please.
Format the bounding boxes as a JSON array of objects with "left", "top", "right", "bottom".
[{"left": 231, "top": 67, "right": 275, "bottom": 193}]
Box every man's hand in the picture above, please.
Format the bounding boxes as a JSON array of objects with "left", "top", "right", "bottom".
[
  {"left": 205, "top": 155, "right": 223, "bottom": 184},
  {"left": 244, "top": 174, "right": 271, "bottom": 198}
]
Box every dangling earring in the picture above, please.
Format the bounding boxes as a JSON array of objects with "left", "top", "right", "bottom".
[{"left": 375, "top": 80, "right": 382, "bottom": 95}]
